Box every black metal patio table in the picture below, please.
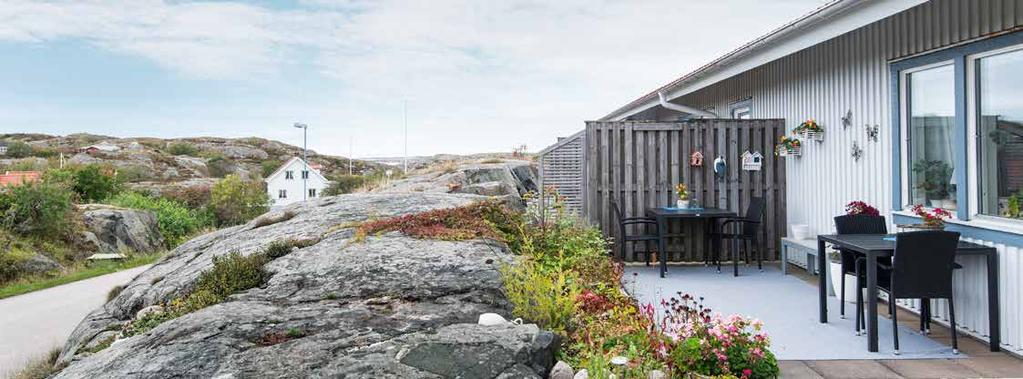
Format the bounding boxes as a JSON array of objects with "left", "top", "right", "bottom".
[
  {"left": 645, "top": 207, "right": 737, "bottom": 278},
  {"left": 816, "top": 234, "right": 1000, "bottom": 352}
]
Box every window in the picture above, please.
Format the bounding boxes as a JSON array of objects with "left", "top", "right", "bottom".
[
  {"left": 905, "top": 64, "right": 957, "bottom": 209},
  {"left": 976, "top": 47, "right": 1023, "bottom": 219},
  {"left": 278, "top": 189, "right": 287, "bottom": 199},
  {"left": 308, "top": 188, "right": 317, "bottom": 198},
  {"left": 730, "top": 99, "right": 752, "bottom": 119},
  {"left": 285, "top": 171, "right": 294, "bottom": 180},
  {"left": 302, "top": 170, "right": 309, "bottom": 179}
]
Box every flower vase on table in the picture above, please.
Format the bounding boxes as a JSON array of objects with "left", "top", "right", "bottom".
[{"left": 675, "top": 183, "right": 691, "bottom": 208}]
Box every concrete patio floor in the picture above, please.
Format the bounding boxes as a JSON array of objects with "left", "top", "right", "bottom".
[
  {"left": 627, "top": 261, "right": 1023, "bottom": 378},
  {"left": 779, "top": 263, "right": 1023, "bottom": 378}
]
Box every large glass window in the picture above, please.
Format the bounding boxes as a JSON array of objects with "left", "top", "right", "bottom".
[
  {"left": 906, "top": 64, "right": 957, "bottom": 209},
  {"left": 977, "top": 48, "right": 1023, "bottom": 219}
]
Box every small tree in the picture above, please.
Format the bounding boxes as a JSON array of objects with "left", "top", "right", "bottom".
[
  {"left": 0, "top": 181, "right": 74, "bottom": 237},
  {"left": 73, "top": 165, "right": 120, "bottom": 202},
  {"left": 210, "top": 175, "right": 268, "bottom": 226},
  {"left": 260, "top": 159, "right": 282, "bottom": 178},
  {"left": 4, "top": 141, "right": 34, "bottom": 158}
]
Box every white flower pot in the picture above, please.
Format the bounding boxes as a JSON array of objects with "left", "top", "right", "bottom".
[
  {"left": 677, "top": 199, "right": 691, "bottom": 208},
  {"left": 828, "top": 261, "right": 859, "bottom": 303}
]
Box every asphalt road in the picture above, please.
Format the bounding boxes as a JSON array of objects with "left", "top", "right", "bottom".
[{"left": 0, "top": 265, "right": 150, "bottom": 378}]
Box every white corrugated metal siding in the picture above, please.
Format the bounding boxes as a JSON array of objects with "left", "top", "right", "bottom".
[{"left": 657, "top": 0, "right": 1023, "bottom": 355}]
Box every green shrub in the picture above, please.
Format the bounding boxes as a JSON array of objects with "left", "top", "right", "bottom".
[
  {"left": 0, "top": 244, "right": 34, "bottom": 283},
  {"left": 106, "top": 192, "right": 214, "bottom": 247},
  {"left": 260, "top": 160, "right": 282, "bottom": 178},
  {"left": 167, "top": 142, "right": 199, "bottom": 156},
  {"left": 210, "top": 175, "right": 268, "bottom": 226},
  {"left": 72, "top": 165, "right": 119, "bottom": 202},
  {"left": 4, "top": 141, "right": 34, "bottom": 158},
  {"left": 0, "top": 181, "right": 74, "bottom": 237},
  {"left": 500, "top": 260, "right": 581, "bottom": 335},
  {"left": 323, "top": 175, "right": 366, "bottom": 196}
]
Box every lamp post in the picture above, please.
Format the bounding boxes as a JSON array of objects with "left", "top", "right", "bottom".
[{"left": 294, "top": 122, "right": 308, "bottom": 201}]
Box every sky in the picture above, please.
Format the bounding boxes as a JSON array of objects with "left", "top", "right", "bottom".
[{"left": 0, "top": 0, "right": 826, "bottom": 158}]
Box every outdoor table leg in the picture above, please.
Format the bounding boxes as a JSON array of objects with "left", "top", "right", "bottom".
[
  {"left": 987, "top": 250, "right": 1000, "bottom": 351},
  {"left": 658, "top": 216, "right": 668, "bottom": 278},
  {"left": 817, "top": 238, "right": 827, "bottom": 323},
  {"left": 866, "top": 251, "right": 879, "bottom": 352}
]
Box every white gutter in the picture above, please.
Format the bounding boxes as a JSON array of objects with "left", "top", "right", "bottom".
[{"left": 658, "top": 91, "right": 718, "bottom": 118}]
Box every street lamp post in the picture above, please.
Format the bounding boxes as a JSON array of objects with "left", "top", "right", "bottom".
[{"left": 294, "top": 122, "right": 308, "bottom": 201}]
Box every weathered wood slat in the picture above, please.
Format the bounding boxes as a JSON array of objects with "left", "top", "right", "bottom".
[{"left": 581, "top": 120, "right": 785, "bottom": 262}]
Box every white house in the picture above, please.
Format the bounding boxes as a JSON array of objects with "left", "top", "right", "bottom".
[
  {"left": 265, "top": 157, "right": 329, "bottom": 207},
  {"left": 593, "top": 0, "right": 1023, "bottom": 355}
]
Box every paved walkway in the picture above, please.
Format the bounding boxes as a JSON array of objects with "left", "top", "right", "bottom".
[{"left": 0, "top": 265, "right": 150, "bottom": 378}]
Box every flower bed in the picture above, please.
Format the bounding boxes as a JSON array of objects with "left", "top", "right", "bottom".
[{"left": 355, "top": 191, "right": 780, "bottom": 378}]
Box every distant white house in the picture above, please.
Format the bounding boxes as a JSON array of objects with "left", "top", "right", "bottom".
[{"left": 264, "top": 157, "right": 329, "bottom": 207}]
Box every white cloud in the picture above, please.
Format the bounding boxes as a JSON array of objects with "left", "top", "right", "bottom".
[{"left": 0, "top": 0, "right": 825, "bottom": 156}]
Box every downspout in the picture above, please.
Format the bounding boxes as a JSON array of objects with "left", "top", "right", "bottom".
[{"left": 658, "top": 91, "right": 718, "bottom": 118}]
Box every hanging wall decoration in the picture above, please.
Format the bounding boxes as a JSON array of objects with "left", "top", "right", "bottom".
[
  {"left": 741, "top": 150, "right": 763, "bottom": 171},
  {"left": 841, "top": 109, "right": 853, "bottom": 129},
  {"left": 775, "top": 135, "right": 802, "bottom": 157},
  {"left": 851, "top": 142, "right": 863, "bottom": 161},
  {"left": 713, "top": 155, "right": 727, "bottom": 180},
  {"left": 689, "top": 151, "right": 704, "bottom": 167},
  {"left": 865, "top": 124, "right": 879, "bottom": 142},
  {"left": 794, "top": 118, "right": 824, "bottom": 141}
]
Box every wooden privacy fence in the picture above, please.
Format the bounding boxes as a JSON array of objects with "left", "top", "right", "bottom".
[{"left": 584, "top": 120, "right": 787, "bottom": 262}]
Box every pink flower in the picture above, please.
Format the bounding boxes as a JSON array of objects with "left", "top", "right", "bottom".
[{"left": 743, "top": 368, "right": 753, "bottom": 378}]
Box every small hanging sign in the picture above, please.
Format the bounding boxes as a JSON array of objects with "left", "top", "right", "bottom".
[
  {"left": 689, "top": 151, "right": 704, "bottom": 167},
  {"left": 741, "top": 150, "right": 763, "bottom": 171}
]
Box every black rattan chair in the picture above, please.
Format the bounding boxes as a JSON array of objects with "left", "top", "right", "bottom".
[
  {"left": 833, "top": 214, "right": 888, "bottom": 324},
  {"left": 711, "top": 197, "right": 765, "bottom": 275},
  {"left": 856, "top": 230, "right": 962, "bottom": 355},
  {"left": 611, "top": 200, "right": 660, "bottom": 265}
]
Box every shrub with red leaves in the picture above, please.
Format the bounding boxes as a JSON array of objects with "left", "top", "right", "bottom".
[
  {"left": 576, "top": 289, "right": 614, "bottom": 313},
  {"left": 357, "top": 200, "right": 519, "bottom": 241}
]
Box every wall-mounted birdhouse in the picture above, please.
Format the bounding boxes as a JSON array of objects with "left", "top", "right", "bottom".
[
  {"left": 689, "top": 151, "right": 704, "bottom": 167},
  {"left": 741, "top": 150, "right": 763, "bottom": 171}
]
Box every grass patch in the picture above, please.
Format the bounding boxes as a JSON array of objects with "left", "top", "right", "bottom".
[
  {"left": 11, "top": 347, "right": 65, "bottom": 379},
  {"left": 122, "top": 241, "right": 293, "bottom": 336},
  {"left": 0, "top": 253, "right": 162, "bottom": 300}
]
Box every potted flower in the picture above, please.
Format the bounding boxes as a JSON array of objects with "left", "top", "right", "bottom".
[
  {"left": 900, "top": 204, "right": 952, "bottom": 230},
  {"left": 676, "top": 183, "right": 691, "bottom": 208},
  {"left": 775, "top": 135, "right": 801, "bottom": 156},
  {"left": 845, "top": 201, "right": 880, "bottom": 216},
  {"left": 793, "top": 118, "right": 824, "bottom": 141}
]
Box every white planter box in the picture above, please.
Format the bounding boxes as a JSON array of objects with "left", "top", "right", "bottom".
[{"left": 828, "top": 261, "right": 859, "bottom": 303}]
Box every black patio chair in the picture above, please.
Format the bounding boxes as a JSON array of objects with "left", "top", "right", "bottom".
[
  {"left": 610, "top": 200, "right": 660, "bottom": 265},
  {"left": 833, "top": 215, "right": 887, "bottom": 323},
  {"left": 856, "top": 230, "right": 962, "bottom": 355},
  {"left": 711, "top": 197, "right": 765, "bottom": 275}
]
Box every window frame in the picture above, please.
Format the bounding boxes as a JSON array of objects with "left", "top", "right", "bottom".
[
  {"left": 278, "top": 189, "right": 287, "bottom": 199},
  {"left": 285, "top": 171, "right": 294, "bottom": 180},
  {"left": 891, "top": 30, "right": 1023, "bottom": 223},
  {"left": 729, "top": 98, "right": 752, "bottom": 120},
  {"left": 898, "top": 60, "right": 956, "bottom": 211},
  {"left": 967, "top": 43, "right": 1023, "bottom": 223}
]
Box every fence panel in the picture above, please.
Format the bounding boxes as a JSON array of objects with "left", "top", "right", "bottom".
[{"left": 584, "top": 120, "right": 787, "bottom": 262}]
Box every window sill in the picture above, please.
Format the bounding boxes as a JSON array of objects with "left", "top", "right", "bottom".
[{"left": 893, "top": 210, "right": 1023, "bottom": 236}]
